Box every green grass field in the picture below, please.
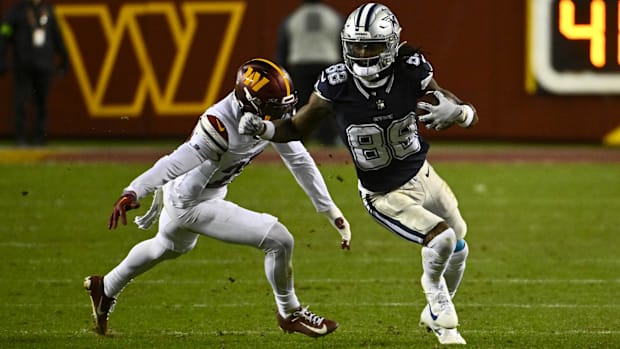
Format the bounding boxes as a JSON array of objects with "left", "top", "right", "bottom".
[{"left": 0, "top": 155, "right": 619, "bottom": 348}]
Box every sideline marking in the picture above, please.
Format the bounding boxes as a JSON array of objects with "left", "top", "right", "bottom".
[{"left": 0, "top": 149, "right": 51, "bottom": 163}]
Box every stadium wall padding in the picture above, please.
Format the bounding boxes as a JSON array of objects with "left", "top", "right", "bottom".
[{"left": 0, "top": 0, "right": 618, "bottom": 143}]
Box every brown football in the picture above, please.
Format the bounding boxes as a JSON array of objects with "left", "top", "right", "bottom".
[{"left": 415, "top": 91, "right": 439, "bottom": 117}]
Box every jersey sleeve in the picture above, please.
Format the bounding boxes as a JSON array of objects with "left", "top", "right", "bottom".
[
  {"left": 398, "top": 49, "right": 434, "bottom": 90},
  {"left": 125, "top": 113, "right": 230, "bottom": 199},
  {"left": 313, "top": 63, "right": 349, "bottom": 102},
  {"left": 125, "top": 142, "right": 206, "bottom": 199},
  {"left": 188, "top": 114, "right": 229, "bottom": 161}
]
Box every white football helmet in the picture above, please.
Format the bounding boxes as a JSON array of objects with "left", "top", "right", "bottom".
[{"left": 341, "top": 3, "right": 402, "bottom": 88}]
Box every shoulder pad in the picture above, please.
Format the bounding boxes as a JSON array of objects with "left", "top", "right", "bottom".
[
  {"left": 397, "top": 51, "right": 434, "bottom": 89},
  {"left": 400, "top": 52, "right": 433, "bottom": 72},
  {"left": 193, "top": 114, "right": 229, "bottom": 160},
  {"left": 319, "top": 63, "right": 349, "bottom": 85},
  {"left": 315, "top": 63, "right": 349, "bottom": 101}
]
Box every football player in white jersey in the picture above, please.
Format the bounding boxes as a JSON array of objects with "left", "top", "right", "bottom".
[
  {"left": 83, "top": 58, "right": 352, "bottom": 338},
  {"left": 239, "top": 3, "right": 478, "bottom": 345}
]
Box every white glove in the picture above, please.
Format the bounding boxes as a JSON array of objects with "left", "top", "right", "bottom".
[
  {"left": 134, "top": 187, "right": 163, "bottom": 230},
  {"left": 323, "top": 206, "right": 352, "bottom": 250},
  {"left": 238, "top": 112, "right": 276, "bottom": 140},
  {"left": 417, "top": 91, "right": 463, "bottom": 131},
  {"left": 238, "top": 112, "right": 265, "bottom": 136}
]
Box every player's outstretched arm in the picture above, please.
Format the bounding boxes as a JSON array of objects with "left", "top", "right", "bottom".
[
  {"left": 239, "top": 92, "right": 333, "bottom": 142},
  {"left": 273, "top": 139, "right": 351, "bottom": 249},
  {"left": 277, "top": 93, "right": 333, "bottom": 141}
]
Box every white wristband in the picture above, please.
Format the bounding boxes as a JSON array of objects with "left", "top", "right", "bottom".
[
  {"left": 260, "top": 120, "right": 275, "bottom": 140},
  {"left": 457, "top": 105, "right": 475, "bottom": 128}
]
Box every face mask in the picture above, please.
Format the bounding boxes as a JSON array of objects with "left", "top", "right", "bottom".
[{"left": 352, "top": 63, "right": 380, "bottom": 77}]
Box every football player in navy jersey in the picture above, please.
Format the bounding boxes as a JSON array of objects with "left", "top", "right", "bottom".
[
  {"left": 83, "top": 58, "right": 350, "bottom": 338},
  {"left": 239, "top": 2, "right": 477, "bottom": 345}
]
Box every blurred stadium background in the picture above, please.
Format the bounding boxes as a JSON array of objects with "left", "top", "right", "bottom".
[{"left": 1, "top": 0, "right": 619, "bottom": 144}]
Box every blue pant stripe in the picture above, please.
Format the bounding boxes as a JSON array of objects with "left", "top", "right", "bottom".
[{"left": 362, "top": 194, "right": 424, "bottom": 244}]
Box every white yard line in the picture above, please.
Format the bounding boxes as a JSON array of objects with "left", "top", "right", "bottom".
[
  {"left": 3, "top": 328, "right": 619, "bottom": 336},
  {"left": 9, "top": 277, "right": 619, "bottom": 285},
  {"left": 3, "top": 302, "right": 619, "bottom": 309}
]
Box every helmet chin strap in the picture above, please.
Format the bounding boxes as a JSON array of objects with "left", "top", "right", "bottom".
[
  {"left": 352, "top": 63, "right": 380, "bottom": 77},
  {"left": 353, "top": 64, "right": 392, "bottom": 88}
]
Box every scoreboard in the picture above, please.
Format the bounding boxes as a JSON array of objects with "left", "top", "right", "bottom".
[{"left": 527, "top": 0, "right": 620, "bottom": 94}]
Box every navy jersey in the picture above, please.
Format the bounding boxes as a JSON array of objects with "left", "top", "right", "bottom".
[{"left": 315, "top": 50, "right": 433, "bottom": 192}]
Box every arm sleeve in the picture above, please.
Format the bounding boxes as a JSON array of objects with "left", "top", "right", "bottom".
[
  {"left": 125, "top": 142, "right": 207, "bottom": 199},
  {"left": 125, "top": 113, "right": 229, "bottom": 198},
  {"left": 273, "top": 141, "right": 335, "bottom": 213},
  {"left": 170, "top": 157, "right": 222, "bottom": 199}
]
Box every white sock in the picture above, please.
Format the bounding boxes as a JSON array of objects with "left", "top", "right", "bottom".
[
  {"left": 104, "top": 237, "right": 181, "bottom": 298},
  {"left": 444, "top": 240, "right": 468, "bottom": 298},
  {"left": 421, "top": 228, "right": 456, "bottom": 286},
  {"left": 260, "top": 222, "right": 300, "bottom": 317}
]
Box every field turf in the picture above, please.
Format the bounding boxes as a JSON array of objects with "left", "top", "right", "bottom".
[{"left": 0, "top": 147, "right": 618, "bottom": 348}]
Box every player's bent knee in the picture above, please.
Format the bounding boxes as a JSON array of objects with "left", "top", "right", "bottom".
[
  {"left": 423, "top": 221, "right": 451, "bottom": 246},
  {"left": 161, "top": 248, "right": 184, "bottom": 260},
  {"left": 424, "top": 223, "right": 457, "bottom": 257},
  {"left": 261, "top": 222, "right": 294, "bottom": 253},
  {"left": 155, "top": 233, "right": 198, "bottom": 255}
]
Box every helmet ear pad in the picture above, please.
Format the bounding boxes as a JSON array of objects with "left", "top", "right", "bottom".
[{"left": 234, "top": 58, "right": 298, "bottom": 120}]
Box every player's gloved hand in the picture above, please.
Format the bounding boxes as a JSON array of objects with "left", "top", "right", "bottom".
[
  {"left": 323, "top": 206, "right": 352, "bottom": 250},
  {"left": 108, "top": 191, "right": 140, "bottom": 230},
  {"left": 238, "top": 112, "right": 266, "bottom": 136},
  {"left": 417, "top": 90, "right": 463, "bottom": 131}
]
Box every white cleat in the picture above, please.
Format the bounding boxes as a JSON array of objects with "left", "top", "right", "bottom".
[
  {"left": 421, "top": 275, "right": 459, "bottom": 329},
  {"left": 420, "top": 304, "right": 466, "bottom": 345}
]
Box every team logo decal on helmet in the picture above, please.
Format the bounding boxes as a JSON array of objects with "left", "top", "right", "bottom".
[{"left": 234, "top": 58, "right": 298, "bottom": 120}]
